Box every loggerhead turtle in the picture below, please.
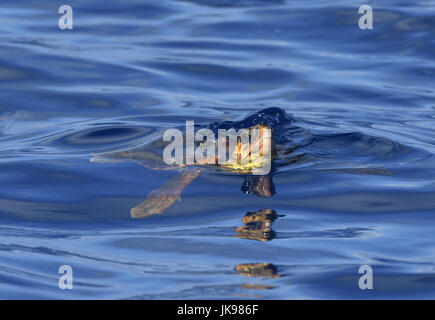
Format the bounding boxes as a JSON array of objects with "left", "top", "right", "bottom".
[{"left": 90, "top": 108, "right": 292, "bottom": 218}]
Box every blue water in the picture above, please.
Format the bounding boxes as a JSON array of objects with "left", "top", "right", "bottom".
[{"left": 0, "top": 0, "right": 435, "bottom": 299}]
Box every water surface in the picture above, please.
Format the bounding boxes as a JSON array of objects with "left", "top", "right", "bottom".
[{"left": 0, "top": 0, "right": 435, "bottom": 299}]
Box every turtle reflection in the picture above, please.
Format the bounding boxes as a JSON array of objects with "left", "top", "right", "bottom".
[
  {"left": 236, "top": 263, "right": 280, "bottom": 291},
  {"left": 236, "top": 263, "right": 281, "bottom": 279},
  {"left": 235, "top": 208, "right": 278, "bottom": 241}
]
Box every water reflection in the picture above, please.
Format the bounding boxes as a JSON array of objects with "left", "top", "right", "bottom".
[
  {"left": 234, "top": 209, "right": 281, "bottom": 292},
  {"left": 235, "top": 208, "right": 278, "bottom": 242},
  {"left": 236, "top": 263, "right": 281, "bottom": 278},
  {"left": 236, "top": 262, "right": 281, "bottom": 292}
]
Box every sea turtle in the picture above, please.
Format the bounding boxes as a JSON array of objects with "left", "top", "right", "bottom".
[{"left": 90, "top": 108, "right": 297, "bottom": 218}]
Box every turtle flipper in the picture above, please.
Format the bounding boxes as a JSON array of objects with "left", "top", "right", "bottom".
[
  {"left": 130, "top": 170, "right": 201, "bottom": 218},
  {"left": 90, "top": 149, "right": 165, "bottom": 168}
]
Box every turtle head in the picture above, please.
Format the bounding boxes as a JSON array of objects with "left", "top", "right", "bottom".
[{"left": 222, "top": 122, "right": 275, "bottom": 175}]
